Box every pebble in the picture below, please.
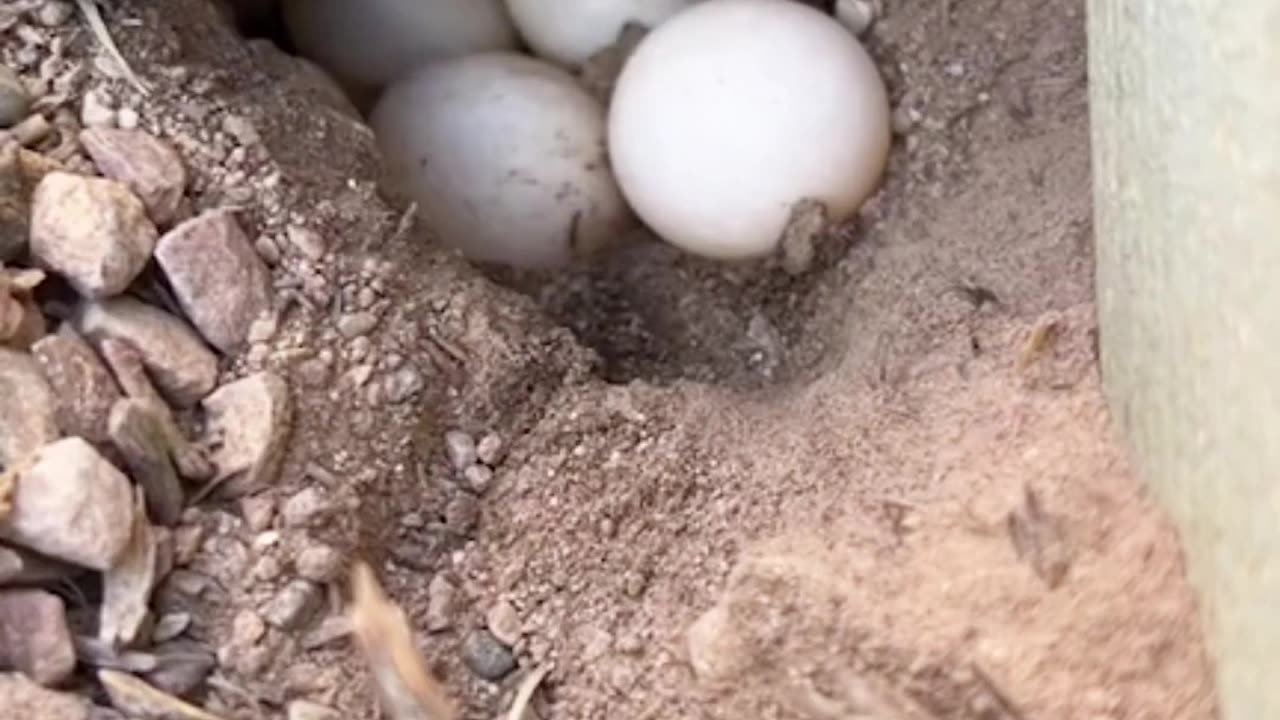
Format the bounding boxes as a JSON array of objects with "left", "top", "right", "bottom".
[
  {"left": 150, "top": 613, "right": 191, "bottom": 644},
  {"left": 30, "top": 328, "right": 123, "bottom": 446},
  {"left": 238, "top": 495, "right": 275, "bottom": 532},
  {"left": 230, "top": 609, "right": 266, "bottom": 648},
  {"left": 294, "top": 543, "right": 342, "bottom": 583},
  {"left": 0, "top": 589, "right": 76, "bottom": 685},
  {"left": 383, "top": 366, "right": 423, "bottom": 404},
  {"left": 444, "top": 431, "right": 477, "bottom": 471},
  {"left": 0, "top": 437, "right": 134, "bottom": 571},
  {"left": 201, "top": 372, "right": 292, "bottom": 494},
  {"left": 685, "top": 602, "right": 748, "bottom": 682},
  {"left": 0, "top": 66, "right": 31, "bottom": 129},
  {"left": 264, "top": 579, "right": 322, "bottom": 630},
  {"left": 108, "top": 399, "right": 184, "bottom": 526},
  {"left": 252, "top": 554, "right": 283, "bottom": 583},
  {"left": 424, "top": 574, "right": 456, "bottom": 632},
  {"left": 143, "top": 639, "right": 214, "bottom": 697},
  {"left": 280, "top": 487, "right": 330, "bottom": 527},
  {"left": 485, "top": 600, "right": 522, "bottom": 647},
  {"left": 287, "top": 700, "right": 341, "bottom": 720},
  {"left": 154, "top": 209, "right": 272, "bottom": 353},
  {"left": 0, "top": 346, "right": 59, "bottom": 468},
  {"left": 462, "top": 464, "right": 493, "bottom": 494},
  {"left": 74, "top": 297, "right": 218, "bottom": 408},
  {"left": 476, "top": 432, "right": 505, "bottom": 466},
  {"left": 461, "top": 629, "right": 516, "bottom": 682},
  {"left": 30, "top": 171, "right": 157, "bottom": 298},
  {"left": 80, "top": 90, "right": 116, "bottom": 128},
  {"left": 79, "top": 128, "right": 188, "bottom": 226},
  {"left": 285, "top": 225, "right": 327, "bottom": 261},
  {"left": 444, "top": 494, "right": 478, "bottom": 535},
  {"left": 254, "top": 234, "right": 280, "bottom": 265},
  {"left": 336, "top": 311, "right": 377, "bottom": 339},
  {"left": 98, "top": 493, "right": 159, "bottom": 649},
  {"left": 0, "top": 672, "right": 90, "bottom": 719},
  {"left": 35, "top": 0, "right": 75, "bottom": 26},
  {"left": 115, "top": 107, "right": 140, "bottom": 130},
  {"left": 833, "top": 0, "right": 876, "bottom": 36}
]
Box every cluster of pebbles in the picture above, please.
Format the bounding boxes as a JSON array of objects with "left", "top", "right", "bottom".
[{"left": 0, "top": 10, "right": 303, "bottom": 719}]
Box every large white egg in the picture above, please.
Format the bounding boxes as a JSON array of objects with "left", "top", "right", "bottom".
[
  {"left": 282, "top": 0, "right": 518, "bottom": 90},
  {"left": 505, "top": 0, "right": 700, "bottom": 68},
  {"left": 370, "top": 52, "right": 634, "bottom": 270},
  {"left": 608, "top": 0, "right": 891, "bottom": 261}
]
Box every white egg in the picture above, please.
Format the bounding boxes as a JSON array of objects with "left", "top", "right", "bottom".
[
  {"left": 370, "top": 52, "right": 635, "bottom": 270},
  {"left": 282, "top": 0, "right": 518, "bottom": 90},
  {"left": 505, "top": 0, "right": 700, "bottom": 68},
  {"left": 608, "top": 0, "right": 892, "bottom": 261}
]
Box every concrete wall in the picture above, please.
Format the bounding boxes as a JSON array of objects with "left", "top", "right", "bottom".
[{"left": 1088, "top": 2, "right": 1280, "bottom": 717}]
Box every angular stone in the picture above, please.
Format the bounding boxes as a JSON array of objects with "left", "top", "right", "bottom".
[
  {"left": 74, "top": 297, "right": 218, "bottom": 408},
  {"left": 100, "top": 491, "right": 160, "bottom": 649},
  {"left": 294, "top": 543, "right": 342, "bottom": 583},
  {"left": 0, "top": 589, "right": 76, "bottom": 686},
  {"left": 264, "top": 579, "right": 322, "bottom": 630},
  {"left": 79, "top": 128, "right": 187, "bottom": 227},
  {"left": 154, "top": 209, "right": 271, "bottom": 354},
  {"left": 201, "top": 372, "right": 292, "bottom": 494},
  {"left": 31, "top": 328, "right": 123, "bottom": 446},
  {"left": 0, "top": 437, "right": 134, "bottom": 570},
  {"left": 108, "top": 399, "right": 183, "bottom": 526},
  {"left": 0, "top": 347, "right": 59, "bottom": 469},
  {"left": 0, "top": 672, "right": 90, "bottom": 720},
  {"left": 30, "top": 171, "right": 157, "bottom": 299}
]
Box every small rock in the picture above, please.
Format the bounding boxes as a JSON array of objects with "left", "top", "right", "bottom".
[
  {"left": 201, "top": 372, "right": 292, "bottom": 494},
  {"left": 424, "top": 575, "right": 456, "bottom": 633},
  {"left": 98, "top": 668, "right": 222, "bottom": 720},
  {"left": 150, "top": 613, "right": 191, "bottom": 644},
  {"left": 444, "top": 431, "right": 477, "bottom": 471},
  {"left": 143, "top": 639, "right": 214, "bottom": 697},
  {"left": 80, "top": 128, "right": 187, "bottom": 227},
  {"left": 444, "top": 494, "right": 478, "bottom": 535},
  {"left": 251, "top": 553, "right": 283, "bottom": 582},
  {"left": 30, "top": 171, "right": 157, "bottom": 298},
  {"left": 485, "top": 600, "right": 522, "bottom": 647},
  {"left": 280, "top": 487, "right": 329, "bottom": 528},
  {"left": 300, "top": 615, "right": 351, "bottom": 650},
  {"left": 100, "top": 492, "right": 159, "bottom": 649},
  {"left": 336, "top": 311, "right": 377, "bottom": 339},
  {"left": 0, "top": 68, "right": 30, "bottom": 130},
  {"left": 0, "top": 437, "right": 134, "bottom": 570},
  {"left": 294, "top": 543, "right": 342, "bottom": 583},
  {"left": 80, "top": 90, "right": 116, "bottom": 129},
  {"left": 833, "top": 0, "right": 876, "bottom": 36},
  {"left": 461, "top": 464, "right": 493, "bottom": 494},
  {"left": 0, "top": 543, "right": 80, "bottom": 585},
  {"left": 34, "top": 1, "right": 75, "bottom": 26},
  {"left": 108, "top": 399, "right": 184, "bottom": 526},
  {"left": 0, "top": 589, "right": 76, "bottom": 685},
  {"left": 238, "top": 495, "right": 274, "bottom": 532},
  {"left": 384, "top": 366, "right": 423, "bottom": 404},
  {"left": 0, "top": 347, "right": 59, "bottom": 468},
  {"left": 229, "top": 609, "right": 266, "bottom": 648},
  {"left": 287, "top": 700, "right": 340, "bottom": 720},
  {"left": 0, "top": 672, "right": 90, "bottom": 719},
  {"left": 263, "top": 579, "right": 322, "bottom": 630},
  {"left": 116, "top": 107, "right": 140, "bottom": 130},
  {"left": 74, "top": 297, "right": 218, "bottom": 408},
  {"left": 31, "top": 328, "right": 123, "bottom": 446},
  {"left": 461, "top": 629, "right": 516, "bottom": 682},
  {"left": 154, "top": 209, "right": 271, "bottom": 353},
  {"left": 686, "top": 602, "right": 749, "bottom": 682},
  {"left": 221, "top": 114, "right": 259, "bottom": 146},
  {"left": 476, "top": 432, "right": 505, "bottom": 466},
  {"left": 285, "top": 225, "right": 326, "bottom": 261}
]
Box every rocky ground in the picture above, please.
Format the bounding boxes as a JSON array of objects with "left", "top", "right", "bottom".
[{"left": 0, "top": 1, "right": 1221, "bottom": 720}]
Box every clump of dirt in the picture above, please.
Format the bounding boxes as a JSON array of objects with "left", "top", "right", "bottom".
[{"left": 0, "top": 0, "right": 1220, "bottom": 718}]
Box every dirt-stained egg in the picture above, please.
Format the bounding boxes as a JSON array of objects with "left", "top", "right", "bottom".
[
  {"left": 504, "top": 0, "right": 701, "bottom": 68},
  {"left": 608, "top": 0, "right": 891, "bottom": 261},
  {"left": 281, "top": 0, "right": 518, "bottom": 90},
  {"left": 370, "top": 52, "right": 635, "bottom": 270}
]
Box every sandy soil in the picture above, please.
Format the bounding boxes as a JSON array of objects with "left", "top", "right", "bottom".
[{"left": 5, "top": 0, "right": 1220, "bottom": 717}]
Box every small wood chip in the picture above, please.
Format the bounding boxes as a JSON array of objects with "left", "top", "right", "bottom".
[
  {"left": 348, "top": 561, "right": 457, "bottom": 720},
  {"left": 98, "top": 668, "right": 226, "bottom": 720}
]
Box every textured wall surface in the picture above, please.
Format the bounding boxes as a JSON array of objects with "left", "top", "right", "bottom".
[{"left": 1089, "top": 2, "right": 1280, "bottom": 717}]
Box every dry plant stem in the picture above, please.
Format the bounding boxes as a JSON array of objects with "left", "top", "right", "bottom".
[
  {"left": 348, "top": 561, "right": 458, "bottom": 720},
  {"left": 75, "top": 0, "right": 150, "bottom": 96},
  {"left": 505, "top": 664, "right": 552, "bottom": 720}
]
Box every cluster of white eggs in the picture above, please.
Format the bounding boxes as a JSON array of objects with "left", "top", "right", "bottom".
[{"left": 283, "top": 0, "right": 891, "bottom": 270}]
